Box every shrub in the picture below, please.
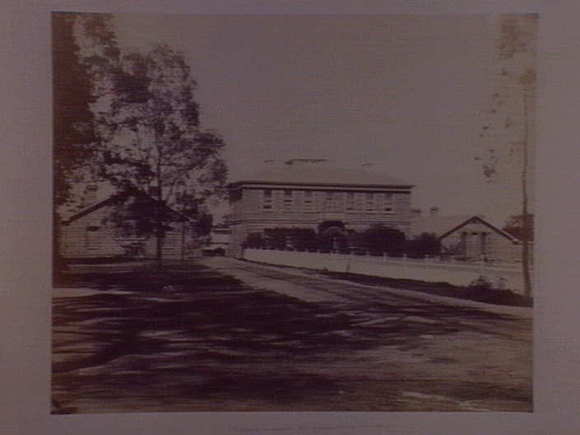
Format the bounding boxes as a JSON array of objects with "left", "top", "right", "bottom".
[{"left": 405, "top": 232, "right": 441, "bottom": 258}]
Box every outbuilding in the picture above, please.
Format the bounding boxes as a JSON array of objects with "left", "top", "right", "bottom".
[{"left": 59, "top": 185, "right": 197, "bottom": 261}]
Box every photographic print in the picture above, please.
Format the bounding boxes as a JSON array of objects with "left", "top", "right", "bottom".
[{"left": 52, "top": 12, "right": 536, "bottom": 413}]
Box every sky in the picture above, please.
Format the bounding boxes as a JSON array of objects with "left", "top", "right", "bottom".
[{"left": 112, "top": 14, "right": 535, "bottom": 224}]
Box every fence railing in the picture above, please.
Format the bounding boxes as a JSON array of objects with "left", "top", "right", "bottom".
[
  {"left": 242, "top": 248, "right": 531, "bottom": 294},
  {"left": 245, "top": 246, "right": 524, "bottom": 269}
]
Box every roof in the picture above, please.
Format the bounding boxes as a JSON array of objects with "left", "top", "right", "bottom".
[
  {"left": 438, "top": 216, "right": 521, "bottom": 243},
  {"left": 58, "top": 182, "right": 115, "bottom": 221},
  {"left": 229, "top": 166, "right": 413, "bottom": 189},
  {"left": 412, "top": 215, "right": 520, "bottom": 243},
  {"left": 62, "top": 188, "right": 191, "bottom": 225},
  {"left": 411, "top": 215, "right": 473, "bottom": 237}
]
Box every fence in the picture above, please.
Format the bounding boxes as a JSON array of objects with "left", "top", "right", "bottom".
[{"left": 242, "top": 248, "right": 531, "bottom": 295}]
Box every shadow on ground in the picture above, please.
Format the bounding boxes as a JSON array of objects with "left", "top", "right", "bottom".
[{"left": 52, "top": 261, "right": 531, "bottom": 413}]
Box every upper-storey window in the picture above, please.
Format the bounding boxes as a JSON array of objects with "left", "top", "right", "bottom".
[
  {"left": 303, "top": 190, "right": 314, "bottom": 212},
  {"left": 365, "top": 192, "right": 375, "bottom": 211},
  {"left": 354, "top": 192, "right": 364, "bottom": 211},
  {"left": 383, "top": 193, "right": 394, "bottom": 214},
  {"left": 283, "top": 189, "right": 293, "bottom": 211},
  {"left": 346, "top": 192, "right": 354, "bottom": 211},
  {"left": 262, "top": 189, "right": 273, "bottom": 210},
  {"left": 324, "top": 191, "right": 333, "bottom": 211},
  {"left": 331, "top": 192, "right": 343, "bottom": 212}
]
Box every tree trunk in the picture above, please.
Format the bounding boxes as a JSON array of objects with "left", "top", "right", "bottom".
[
  {"left": 155, "top": 155, "right": 164, "bottom": 270},
  {"left": 155, "top": 218, "right": 163, "bottom": 270},
  {"left": 53, "top": 211, "right": 65, "bottom": 285},
  {"left": 521, "top": 215, "right": 532, "bottom": 298},
  {"left": 521, "top": 91, "right": 532, "bottom": 298}
]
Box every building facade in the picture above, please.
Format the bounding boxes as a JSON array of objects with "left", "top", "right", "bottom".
[
  {"left": 227, "top": 161, "right": 414, "bottom": 257},
  {"left": 438, "top": 216, "right": 526, "bottom": 263},
  {"left": 59, "top": 186, "right": 198, "bottom": 260},
  {"left": 412, "top": 210, "right": 525, "bottom": 263},
  {"left": 202, "top": 225, "right": 231, "bottom": 256}
]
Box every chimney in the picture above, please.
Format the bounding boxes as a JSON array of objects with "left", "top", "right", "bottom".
[
  {"left": 83, "top": 184, "right": 98, "bottom": 207},
  {"left": 430, "top": 206, "right": 439, "bottom": 217}
]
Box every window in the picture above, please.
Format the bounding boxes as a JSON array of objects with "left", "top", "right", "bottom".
[
  {"left": 262, "top": 189, "right": 273, "bottom": 210},
  {"left": 346, "top": 192, "right": 354, "bottom": 211},
  {"left": 283, "top": 189, "right": 293, "bottom": 211},
  {"left": 480, "top": 232, "right": 488, "bottom": 256},
  {"left": 324, "top": 192, "right": 333, "bottom": 211},
  {"left": 365, "top": 193, "right": 374, "bottom": 211},
  {"left": 85, "top": 226, "right": 101, "bottom": 251},
  {"left": 304, "top": 190, "right": 314, "bottom": 212},
  {"left": 382, "top": 193, "right": 394, "bottom": 214},
  {"left": 354, "top": 192, "right": 364, "bottom": 211},
  {"left": 334, "top": 192, "right": 344, "bottom": 211}
]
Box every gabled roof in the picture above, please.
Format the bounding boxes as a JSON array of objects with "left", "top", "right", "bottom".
[
  {"left": 229, "top": 166, "right": 413, "bottom": 189},
  {"left": 438, "top": 215, "right": 521, "bottom": 243},
  {"left": 62, "top": 188, "right": 191, "bottom": 225},
  {"left": 411, "top": 214, "right": 473, "bottom": 238}
]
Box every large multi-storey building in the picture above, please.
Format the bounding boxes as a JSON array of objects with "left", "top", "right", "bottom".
[{"left": 227, "top": 160, "right": 414, "bottom": 256}]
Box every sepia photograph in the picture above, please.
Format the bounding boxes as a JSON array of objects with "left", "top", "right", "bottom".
[{"left": 51, "top": 12, "right": 536, "bottom": 414}]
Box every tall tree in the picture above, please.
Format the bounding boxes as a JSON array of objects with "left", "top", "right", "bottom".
[
  {"left": 88, "top": 43, "right": 227, "bottom": 266},
  {"left": 53, "top": 12, "right": 119, "bottom": 207},
  {"left": 52, "top": 12, "right": 119, "bottom": 279},
  {"left": 477, "top": 15, "right": 537, "bottom": 297}
]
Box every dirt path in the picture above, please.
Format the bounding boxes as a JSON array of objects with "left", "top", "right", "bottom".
[
  {"left": 200, "top": 257, "right": 533, "bottom": 411},
  {"left": 52, "top": 259, "right": 532, "bottom": 413}
]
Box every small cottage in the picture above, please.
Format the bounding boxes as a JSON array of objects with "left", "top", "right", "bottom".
[
  {"left": 59, "top": 185, "right": 197, "bottom": 261},
  {"left": 438, "top": 216, "right": 524, "bottom": 263},
  {"left": 411, "top": 210, "right": 527, "bottom": 263}
]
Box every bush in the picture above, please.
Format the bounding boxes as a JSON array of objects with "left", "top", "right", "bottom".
[
  {"left": 468, "top": 275, "right": 493, "bottom": 291},
  {"left": 245, "top": 232, "right": 265, "bottom": 249},
  {"left": 245, "top": 227, "right": 319, "bottom": 251},
  {"left": 357, "top": 225, "right": 406, "bottom": 256},
  {"left": 405, "top": 233, "right": 441, "bottom": 258}
]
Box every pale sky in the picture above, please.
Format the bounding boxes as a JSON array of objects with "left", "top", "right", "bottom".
[{"left": 113, "top": 14, "right": 534, "bottom": 224}]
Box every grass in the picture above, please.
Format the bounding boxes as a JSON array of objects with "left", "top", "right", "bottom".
[{"left": 319, "top": 270, "right": 533, "bottom": 307}]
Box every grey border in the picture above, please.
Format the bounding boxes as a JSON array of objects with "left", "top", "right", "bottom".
[{"left": 2, "top": 1, "right": 580, "bottom": 434}]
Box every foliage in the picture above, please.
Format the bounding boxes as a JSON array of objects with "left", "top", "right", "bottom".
[
  {"left": 289, "top": 228, "right": 319, "bottom": 251},
  {"left": 244, "top": 232, "right": 266, "bottom": 249},
  {"left": 260, "top": 228, "right": 319, "bottom": 250},
  {"left": 503, "top": 213, "right": 534, "bottom": 242},
  {"left": 359, "top": 224, "right": 406, "bottom": 256},
  {"left": 476, "top": 15, "right": 537, "bottom": 297},
  {"left": 104, "top": 189, "right": 184, "bottom": 237},
  {"left": 89, "top": 43, "right": 227, "bottom": 206},
  {"left": 405, "top": 232, "right": 441, "bottom": 258},
  {"left": 317, "top": 226, "right": 348, "bottom": 252},
  {"left": 53, "top": 13, "right": 120, "bottom": 279},
  {"left": 194, "top": 213, "right": 214, "bottom": 237},
  {"left": 244, "top": 225, "right": 407, "bottom": 255},
  {"left": 53, "top": 12, "right": 119, "bottom": 208},
  {"left": 75, "top": 25, "right": 228, "bottom": 263},
  {"left": 263, "top": 228, "right": 288, "bottom": 250}
]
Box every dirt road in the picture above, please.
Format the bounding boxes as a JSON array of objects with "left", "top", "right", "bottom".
[{"left": 52, "top": 258, "right": 532, "bottom": 413}]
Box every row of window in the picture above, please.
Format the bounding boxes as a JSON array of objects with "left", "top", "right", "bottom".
[{"left": 260, "top": 189, "right": 397, "bottom": 213}]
